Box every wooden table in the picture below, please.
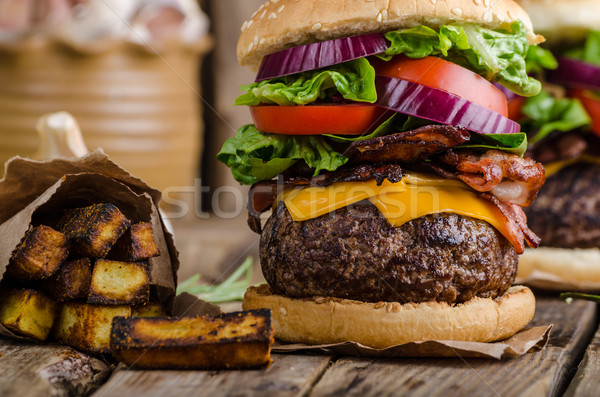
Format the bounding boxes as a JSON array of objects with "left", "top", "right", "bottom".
[{"left": 2, "top": 217, "right": 600, "bottom": 397}]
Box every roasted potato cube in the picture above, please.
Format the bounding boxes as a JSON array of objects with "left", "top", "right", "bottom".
[
  {"left": 53, "top": 302, "right": 131, "bottom": 353},
  {"left": 0, "top": 289, "right": 58, "bottom": 341},
  {"left": 58, "top": 203, "right": 130, "bottom": 257},
  {"left": 6, "top": 225, "right": 69, "bottom": 280},
  {"left": 89, "top": 259, "right": 149, "bottom": 305},
  {"left": 132, "top": 302, "right": 167, "bottom": 317},
  {"left": 107, "top": 222, "right": 160, "bottom": 261},
  {"left": 41, "top": 258, "right": 92, "bottom": 302},
  {"left": 110, "top": 309, "right": 274, "bottom": 370}
]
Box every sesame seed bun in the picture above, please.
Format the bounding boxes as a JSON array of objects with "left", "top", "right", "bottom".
[
  {"left": 517, "top": 0, "right": 600, "bottom": 45},
  {"left": 243, "top": 284, "right": 535, "bottom": 348},
  {"left": 238, "top": 0, "right": 542, "bottom": 71},
  {"left": 517, "top": 247, "right": 600, "bottom": 292}
]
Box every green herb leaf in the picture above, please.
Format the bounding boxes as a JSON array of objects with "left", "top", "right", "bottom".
[
  {"left": 217, "top": 124, "right": 348, "bottom": 185},
  {"left": 521, "top": 89, "right": 591, "bottom": 144},
  {"left": 525, "top": 45, "right": 558, "bottom": 74},
  {"left": 235, "top": 58, "right": 376, "bottom": 106},
  {"left": 176, "top": 257, "right": 254, "bottom": 303},
  {"left": 560, "top": 292, "right": 600, "bottom": 304},
  {"left": 459, "top": 133, "right": 529, "bottom": 156},
  {"left": 565, "top": 30, "right": 600, "bottom": 66}
]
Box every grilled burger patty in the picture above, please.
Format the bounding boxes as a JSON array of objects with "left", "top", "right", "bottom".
[
  {"left": 525, "top": 163, "right": 600, "bottom": 248},
  {"left": 260, "top": 202, "right": 518, "bottom": 304}
]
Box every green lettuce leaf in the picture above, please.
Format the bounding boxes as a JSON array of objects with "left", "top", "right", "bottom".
[
  {"left": 323, "top": 114, "right": 428, "bottom": 143},
  {"left": 217, "top": 125, "right": 348, "bottom": 185},
  {"left": 565, "top": 30, "right": 600, "bottom": 66},
  {"left": 459, "top": 133, "right": 528, "bottom": 156},
  {"left": 521, "top": 89, "right": 591, "bottom": 144},
  {"left": 382, "top": 21, "right": 540, "bottom": 97},
  {"left": 525, "top": 46, "right": 558, "bottom": 74},
  {"left": 235, "top": 58, "right": 376, "bottom": 106}
]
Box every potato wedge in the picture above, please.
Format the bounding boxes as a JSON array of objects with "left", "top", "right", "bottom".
[
  {"left": 110, "top": 309, "right": 274, "bottom": 369},
  {"left": 7, "top": 225, "right": 69, "bottom": 281},
  {"left": 41, "top": 258, "right": 92, "bottom": 302},
  {"left": 107, "top": 222, "right": 160, "bottom": 261},
  {"left": 58, "top": 203, "right": 130, "bottom": 258},
  {"left": 53, "top": 302, "right": 131, "bottom": 353},
  {"left": 89, "top": 259, "right": 149, "bottom": 305},
  {"left": 0, "top": 289, "right": 58, "bottom": 341},
  {"left": 131, "top": 302, "right": 167, "bottom": 317}
]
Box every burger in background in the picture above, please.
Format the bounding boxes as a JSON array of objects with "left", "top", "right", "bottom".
[
  {"left": 219, "top": 0, "right": 547, "bottom": 347},
  {"left": 514, "top": 0, "right": 600, "bottom": 290}
]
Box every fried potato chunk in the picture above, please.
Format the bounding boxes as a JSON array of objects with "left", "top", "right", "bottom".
[
  {"left": 41, "top": 258, "right": 92, "bottom": 302},
  {"left": 110, "top": 309, "right": 274, "bottom": 369},
  {"left": 131, "top": 302, "right": 167, "bottom": 317},
  {"left": 0, "top": 289, "right": 58, "bottom": 341},
  {"left": 107, "top": 222, "right": 160, "bottom": 261},
  {"left": 7, "top": 225, "right": 69, "bottom": 280},
  {"left": 53, "top": 302, "right": 131, "bottom": 353},
  {"left": 89, "top": 259, "right": 149, "bottom": 306},
  {"left": 58, "top": 203, "right": 130, "bottom": 258}
]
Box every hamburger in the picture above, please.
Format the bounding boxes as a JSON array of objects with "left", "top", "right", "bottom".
[
  {"left": 512, "top": 0, "right": 600, "bottom": 289},
  {"left": 218, "top": 0, "right": 547, "bottom": 348}
]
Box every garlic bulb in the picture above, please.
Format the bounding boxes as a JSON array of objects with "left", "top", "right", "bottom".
[{"left": 33, "top": 111, "right": 89, "bottom": 160}]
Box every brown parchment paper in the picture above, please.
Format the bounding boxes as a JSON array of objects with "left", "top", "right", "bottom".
[
  {"left": 0, "top": 150, "right": 179, "bottom": 339},
  {"left": 271, "top": 325, "right": 552, "bottom": 360}
]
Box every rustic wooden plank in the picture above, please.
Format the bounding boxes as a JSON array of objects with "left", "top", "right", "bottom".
[
  {"left": 92, "top": 353, "right": 331, "bottom": 397},
  {"left": 0, "top": 336, "right": 112, "bottom": 397},
  {"left": 310, "top": 295, "right": 597, "bottom": 397},
  {"left": 564, "top": 315, "right": 600, "bottom": 397}
]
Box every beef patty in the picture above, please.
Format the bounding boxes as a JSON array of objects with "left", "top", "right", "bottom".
[
  {"left": 260, "top": 202, "right": 517, "bottom": 304},
  {"left": 525, "top": 163, "right": 600, "bottom": 248}
]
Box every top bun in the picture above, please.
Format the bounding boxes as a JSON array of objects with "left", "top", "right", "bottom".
[
  {"left": 518, "top": 0, "right": 600, "bottom": 46},
  {"left": 238, "top": 0, "right": 541, "bottom": 70}
]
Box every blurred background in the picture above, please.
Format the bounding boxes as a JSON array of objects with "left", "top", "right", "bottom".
[{"left": 0, "top": 0, "right": 265, "bottom": 284}]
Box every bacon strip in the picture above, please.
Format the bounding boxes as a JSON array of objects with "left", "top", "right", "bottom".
[
  {"left": 346, "top": 125, "right": 470, "bottom": 164},
  {"left": 480, "top": 193, "right": 541, "bottom": 254},
  {"left": 439, "top": 149, "right": 546, "bottom": 207},
  {"left": 247, "top": 164, "right": 405, "bottom": 233}
]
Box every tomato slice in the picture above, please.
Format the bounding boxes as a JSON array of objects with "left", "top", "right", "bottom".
[
  {"left": 507, "top": 97, "right": 526, "bottom": 121},
  {"left": 372, "top": 56, "right": 509, "bottom": 117},
  {"left": 570, "top": 89, "right": 600, "bottom": 136},
  {"left": 250, "top": 105, "right": 389, "bottom": 135}
]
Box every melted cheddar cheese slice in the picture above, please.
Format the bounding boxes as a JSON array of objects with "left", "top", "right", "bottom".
[{"left": 281, "top": 172, "right": 512, "bottom": 243}]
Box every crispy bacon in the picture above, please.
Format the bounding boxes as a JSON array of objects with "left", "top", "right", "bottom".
[
  {"left": 346, "top": 125, "right": 470, "bottom": 164},
  {"left": 438, "top": 149, "right": 546, "bottom": 207},
  {"left": 246, "top": 164, "right": 405, "bottom": 233},
  {"left": 480, "top": 193, "right": 541, "bottom": 255}
]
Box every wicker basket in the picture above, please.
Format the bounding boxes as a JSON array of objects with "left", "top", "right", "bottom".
[{"left": 0, "top": 37, "right": 211, "bottom": 191}]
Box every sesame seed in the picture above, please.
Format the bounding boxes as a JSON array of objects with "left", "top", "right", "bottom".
[
  {"left": 386, "top": 303, "right": 393, "bottom": 313},
  {"left": 260, "top": 10, "right": 267, "bottom": 19},
  {"left": 430, "top": 0, "right": 437, "bottom": 5},
  {"left": 484, "top": 8, "right": 493, "bottom": 21},
  {"left": 268, "top": 12, "right": 277, "bottom": 20},
  {"left": 279, "top": 307, "right": 287, "bottom": 315},
  {"left": 374, "top": 301, "right": 385, "bottom": 309},
  {"left": 259, "top": 38, "right": 266, "bottom": 45},
  {"left": 376, "top": 12, "right": 383, "bottom": 22},
  {"left": 278, "top": 5, "right": 285, "bottom": 13},
  {"left": 473, "top": 0, "right": 482, "bottom": 4},
  {"left": 381, "top": 9, "right": 388, "bottom": 20},
  {"left": 312, "top": 22, "right": 322, "bottom": 30},
  {"left": 392, "top": 303, "right": 401, "bottom": 312},
  {"left": 253, "top": 36, "right": 258, "bottom": 45},
  {"left": 507, "top": 10, "right": 513, "bottom": 19},
  {"left": 484, "top": 0, "right": 490, "bottom": 7},
  {"left": 248, "top": 42, "right": 254, "bottom": 52},
  {"left": 247, "top": 20, "right": 253, "bottom": 28},
  {"left": 240, "top": 20, "right": 248, "bottom": 32},
  {"left": 451, "top": 7, "right": 463, "bottom": 17},
  {"left": 314, "top": 297, "right": 326, "bottom": 304}
]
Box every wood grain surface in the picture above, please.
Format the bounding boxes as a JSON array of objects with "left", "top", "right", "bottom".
[
  {"left": 92, "top": 354, "right": 332, "bottom": 397},
  {"left": 564, "top": 318, "right": 600, "bottom": 397},
  {"left": 0, "top": 336, "right": 112, "bottom": 397},
  {"left": 308, "top": 296, "right": 597, "bottom": 397}
]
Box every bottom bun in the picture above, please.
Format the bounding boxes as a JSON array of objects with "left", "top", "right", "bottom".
[
  {"left": 243, "top": 284, "right": 535, "bottom": 348},
  {"left": 517, "top": 247, "right": 600, "bottom": 291}
]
